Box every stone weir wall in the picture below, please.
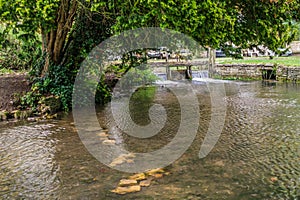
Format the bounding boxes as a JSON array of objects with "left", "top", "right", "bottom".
[
  {"left": 215, "top": 64, "right": 300, "bottom": 82},
  {"left": 277, "top": 67, "right": 300, "bottom": 82}
]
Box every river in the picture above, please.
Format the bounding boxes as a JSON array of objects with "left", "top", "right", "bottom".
[{"left": 0, "top": 81, "right": 299, "bottom": 199}]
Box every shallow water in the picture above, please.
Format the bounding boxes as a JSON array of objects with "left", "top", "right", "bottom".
[{"left": 0, "top": 81, "right": 299, "bottom": 199}]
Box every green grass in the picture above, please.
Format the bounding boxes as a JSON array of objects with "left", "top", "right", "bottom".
[
  {"left": 0, "top": 68, "right": 15, "bottom": 75},
  {"left": 217, "top": 56, "right": 300, "bottom": 67},
  {"left": 0, "top": 67, "right": 27, "bottom": 75}
]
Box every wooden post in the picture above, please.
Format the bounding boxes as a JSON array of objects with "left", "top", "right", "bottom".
[
  {"left": 186, "top": 65, "right": 192, "bottom": 79},
  {"left": 208, "top": 48, "right": 216, "bottom": 78},
  {"left": 166, "top": 66, "right": 171, "bottom": 80}
]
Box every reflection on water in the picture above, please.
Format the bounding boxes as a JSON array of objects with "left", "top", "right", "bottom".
[{"left": 0, "top": 81, "right": 299, "bottom": 199}]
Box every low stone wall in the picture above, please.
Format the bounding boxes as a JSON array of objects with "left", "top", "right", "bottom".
[
  {"left": 277, "top": 67, "right": 300, "bottom": 82},
  {"left": 215, "top": 64, "right": 273, "bottom": 79},
  {"left": 215, "top": 64, "right": 300, "bottom": 82}
]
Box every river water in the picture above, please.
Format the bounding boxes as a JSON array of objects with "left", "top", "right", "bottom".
[{"left": 0, "top": 81, "right": 299, "bottom": 199}]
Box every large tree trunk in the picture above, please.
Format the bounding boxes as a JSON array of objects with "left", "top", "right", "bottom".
[{"left": 41, "top": 0, "right": 78, "bottom": 76}]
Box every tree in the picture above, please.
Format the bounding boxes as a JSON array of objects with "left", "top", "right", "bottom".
[
  {"left": 0, "top": 0, "right": 116, "bottom": 110},
  {"left": 112, "top": 0, "right": 300, "bottom": 54},
  {"left": 0, "top": 0, "right": 115, "bottom": 75}
]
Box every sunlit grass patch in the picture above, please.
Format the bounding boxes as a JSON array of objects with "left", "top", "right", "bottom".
[{"left": 217, "top": 56, "right": 300, "bottom": 67}]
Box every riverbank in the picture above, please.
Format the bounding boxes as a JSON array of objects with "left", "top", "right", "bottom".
[
  {"left": 0, "top": 73, "right": 34, "bottom": 121},
  {"left": 0, "top": 73, "right": 30, "bottom": 111}
]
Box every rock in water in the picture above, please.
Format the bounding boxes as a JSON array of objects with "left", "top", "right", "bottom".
[
  {"left": 97, "top": 132, "right": 109, "bottom": 137},
  {"left": 139, "top": 179, "right": 152, "bottom": 187},
  {"left": 109, "top": 157, "right": 126, "bottom": 167},
  {"left": 129, "top": 173, "right": 147, "bottom": 181},
  {"left": 111, "top": 185, "right": 141, "bottom": 195},
  {"left": 118, "top": 179, "right": 138, "bottom": 187},
  {"left": 103, "top": 139, "right": 116, "bottom": 145},
  {"left": 146, "top": 168, "right": 165, "bottom": 176}
]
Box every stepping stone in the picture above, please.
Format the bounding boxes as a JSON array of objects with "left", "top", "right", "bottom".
[
  {"left": 139, "top": 179, "right": 152, "bottom": 187},
  {"left": 103, "top": 139, "right": 116, "bottom": 145},
  {"left": 111, "top": 185, "right": 141, "bottom": 195},
  {"left": 129, "top": 173, "right": 146, "bottom": 181},
  {"left": 118, "top": 179, "right": 137, "bottom": 187}
]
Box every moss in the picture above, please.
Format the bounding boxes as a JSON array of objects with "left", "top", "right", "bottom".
[
  {"left": 12, "top": 110, "right": 21, "bottom": 119},
  {"left": 0, "top": 109, "right": 34, "bottom": 121},
  {"left": 0, "top": 111, "right": 12, "bottom": 120},
  {"left": 39, "top": 95, "right": 61, "bottom": 114},
  {"left": 20, "top": 110, "right": 33, "bottom": 119}
]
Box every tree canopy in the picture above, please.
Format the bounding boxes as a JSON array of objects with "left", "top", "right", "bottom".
[
  {"left": 113, "top": 0, "right": 299, "bottom": 50},
  {"left": 1, "top": 0, "right": 299, "bottom": 68}
]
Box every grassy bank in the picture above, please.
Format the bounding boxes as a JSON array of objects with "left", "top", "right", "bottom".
[
  {"left": 217, "top": 56, "right": 300, "bottom": 67},
  {"left": 0, "top": 68, "right": 28, "bottom": 75}
]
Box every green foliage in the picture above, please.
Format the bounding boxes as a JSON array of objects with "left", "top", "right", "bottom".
[
  {"left": 111, "top": 0, "right": 300, "bottom": 52},
  {"left": 20, "top": 88, "right": 42, "bottom": 111},
  {"left": 0, "top": 0, "right": 60, "bottom": 33},
  {"left": 27, "top": 63, "right": 112, "bottom": 111},
  {"left": 106, "top": 50, "right": 158, "bottom": 90},
  {"left": 0, "top": 26, "right": 42, "bottom": 70},
  {"left": 0, "top": 1, "right": 108, "bottom": 111},
  {"left": 119, "top": 67, "right": 158, "bottom": 89},
  {"left": 0, "top": 0, "right": 58, "bottom": 69},
  {"left": 0, "top": 68, "right": 14, "bottom": 74},
  {"left": 95, "top": 78, "right": 112, "bottom": 104},
  {"left": 28, "top": 64, "right": 76, "bottom": 111},
  {"left": 63, "top": 7, "right": 115, "bottom": 71},
  {"left": 293, "top": 21, "right": 300, "bottom": 40}
]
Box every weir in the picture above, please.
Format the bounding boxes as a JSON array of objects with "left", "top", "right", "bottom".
[{"left": 149, "top": 60, "right": 211, "bottom": 80}]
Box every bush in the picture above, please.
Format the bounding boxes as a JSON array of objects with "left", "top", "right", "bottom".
[{"left": 0, "top": 28, "right": 42, "bottom": 70}]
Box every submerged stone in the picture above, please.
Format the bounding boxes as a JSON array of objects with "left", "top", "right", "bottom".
[
  {"left": 126, "top": 159, "right": 134, "bottom": 164},
  {"left": 111, "top": 185, "right": 141, "bottom": 195},
  {"left": 97, "top": 132, "right": 109, "bottom": 137},
  {"left": 150, "top": 173, "right": 163, "bottom": 178},
  {"left": 129, "top": 173, "right": 147, "bottom": 181},
  {"left": 146, "top": 168, "right": 165, "bottom": 176},
  {"left": 103, "top": 139, "right": 116, "bottom": 145},
  {"left": 109, "top": 153, "right": 136, "bottom": 167},
  {"left": 214, "top": 160, "right": 225, "bottom": 167},
  {"left": 109, "top": 157, "right": 126, "bottom": 167},
  {"left": 118, "top": 179, "right": 138, "bottom": 187},
  {"left": 27, "top": 117, "right": 37, "bottom": 122},
  {"left": 139, "top": 179, "right": 152, "bottom": 187}
]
